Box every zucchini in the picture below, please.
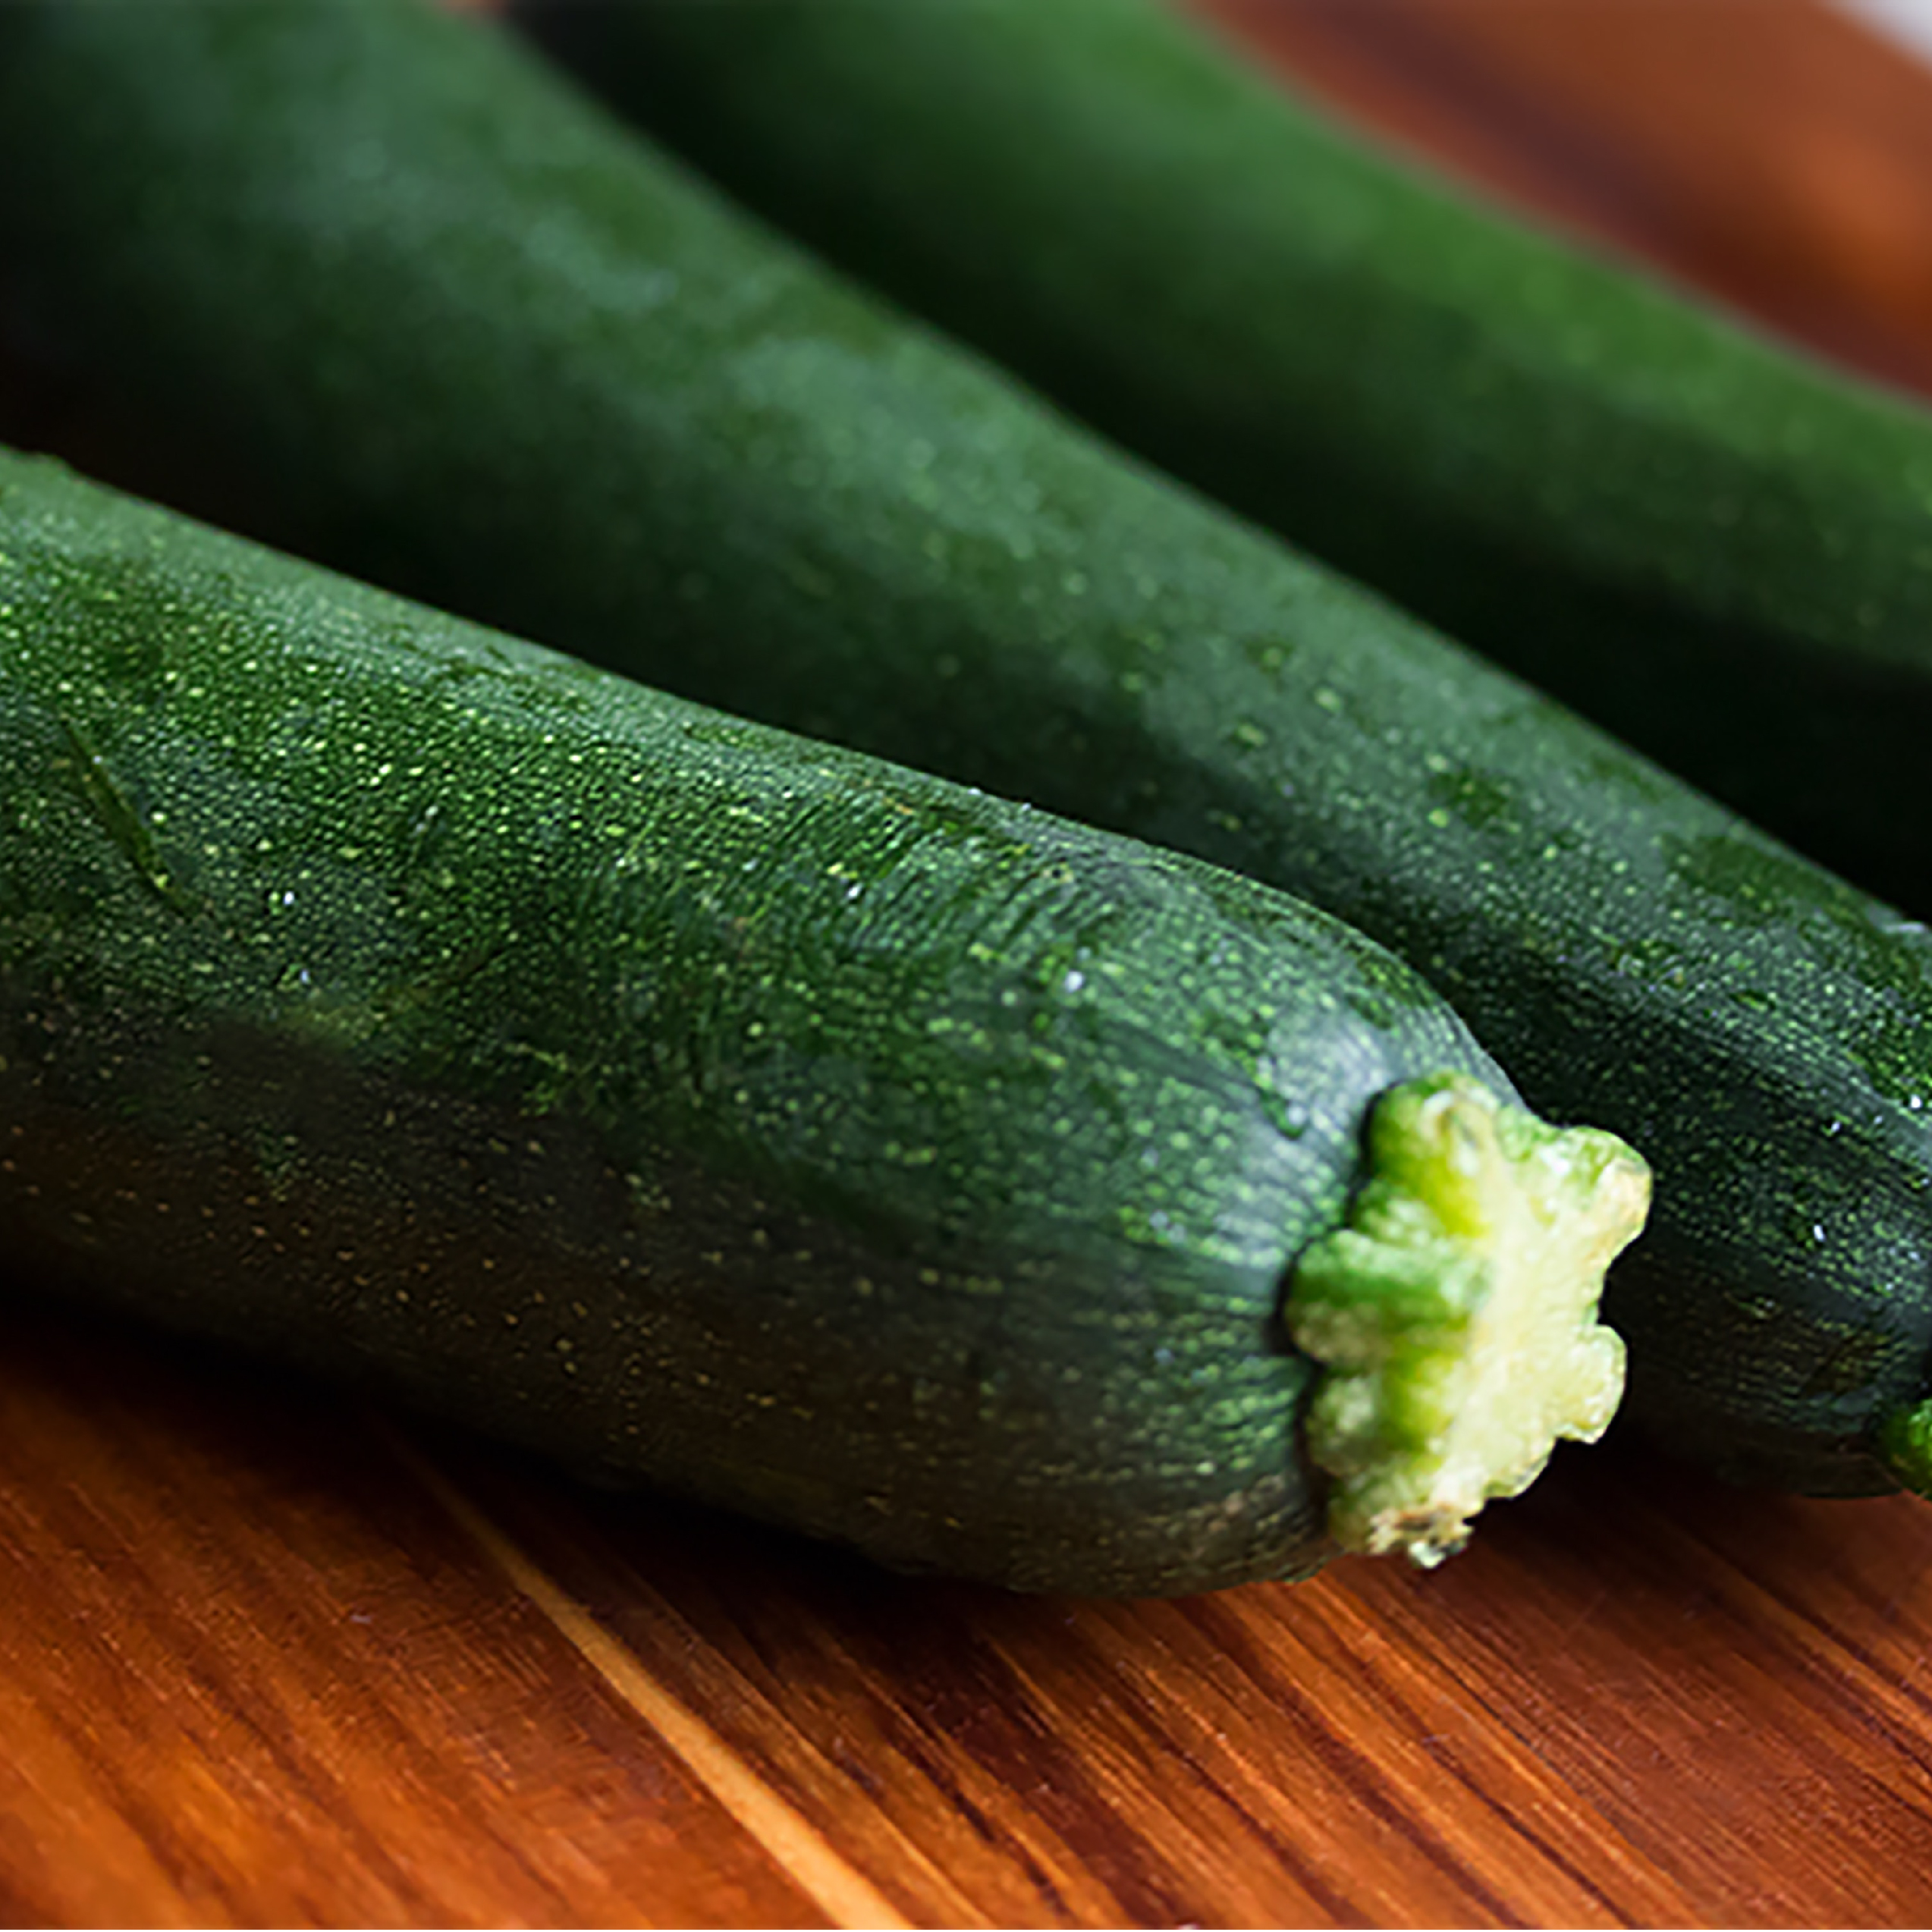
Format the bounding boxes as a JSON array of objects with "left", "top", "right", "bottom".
[
  {"left": 1, "top": 0, "right": 1930, "bottom": 1500},
  {"left": 0, "top": 448, "right": 1645, "bottom": 1597},
  {"left": 518, "top": 0, "right": 1932, "bottom": 909}
]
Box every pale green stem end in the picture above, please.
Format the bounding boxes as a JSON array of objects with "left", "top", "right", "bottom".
[
  {"left": 1285, "top": 1071, "right": 1651, "bottom": 1568},
  {"left": 1879, "top": 1401, "right": 1932, "bottom": 1497}
]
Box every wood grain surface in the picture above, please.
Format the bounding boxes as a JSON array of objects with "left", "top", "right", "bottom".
[
  {"left": 1197, "top": 0, "right": 1932, "bottom": 396},
  {"left": 10, "top": 3, "right": 1932, "bottom": 1925}
]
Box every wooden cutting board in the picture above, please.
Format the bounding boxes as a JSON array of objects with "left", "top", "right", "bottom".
[{"left": 8, "top": 4, "right": 1932, "bottom": 1923}]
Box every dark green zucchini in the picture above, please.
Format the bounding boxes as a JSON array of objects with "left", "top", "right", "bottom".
[
  {"left": 1, "top": 0, "right": 1930, "bottom": 1500},
  {"left": 517, "top": 0, "right": 1932, "bottom": 910},
  {"left": 0, "top": 448, "right": 1645, "bottom": 1596}
]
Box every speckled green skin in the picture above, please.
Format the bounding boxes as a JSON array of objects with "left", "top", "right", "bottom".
[
  {"left": 517, "top": 0, "right": 1932, "bottom": 909},
  {"left": 1, "top": 0, "right": 1930, "bottom": 1494},
  {"left": 0, "top": 449, "right": 1520, "bottom": 1597}
]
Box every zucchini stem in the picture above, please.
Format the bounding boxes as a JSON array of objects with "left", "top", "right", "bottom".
[
  {"left": 1286, "top": 1072, "right": 1650, "bottom": 1566},
  {"left": 1878, "top": 1403, "right": 1932, "bottom": 1497}
]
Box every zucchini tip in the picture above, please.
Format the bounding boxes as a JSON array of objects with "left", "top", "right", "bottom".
[
  {"left": 1877, "top": 1400, "right": 1932, "bottom": 1499},
  {"left": 1284, "top": 1071, "right": 1651, "bottom": 1566}
]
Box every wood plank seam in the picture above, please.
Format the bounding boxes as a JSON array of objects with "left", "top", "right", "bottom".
[{"left": 382, "top": 1430, "right": 913, "bottom": 1932}]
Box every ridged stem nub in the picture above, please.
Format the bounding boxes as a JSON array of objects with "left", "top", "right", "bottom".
[
  {"left": 1878, "top": 1402, "right": 1932, "bottom": 1497},
  {"left": 1285, "top": 1072, "right": 1651, "bottom": 1567}
]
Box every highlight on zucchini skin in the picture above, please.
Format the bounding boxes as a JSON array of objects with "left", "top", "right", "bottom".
[
  {"left": 518, "top": 0, "right": 1932, "bottom": 913},
  {"left": 0, "top": 0, "right": 1928, "bottom": 1501},
  {"left": 0, "top": 451, "right": 1646, "bottom": 1597}
]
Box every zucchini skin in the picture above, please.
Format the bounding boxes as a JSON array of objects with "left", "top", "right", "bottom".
[
  {"left": 517, "top": 0, "right": 1932, "bottom": 910},
  {"left": 1, "top": 0, "right": 1930, "bottom": 1495},
  {"left": 0, "top": 449, "right": 1513, "bottom": 1599}
]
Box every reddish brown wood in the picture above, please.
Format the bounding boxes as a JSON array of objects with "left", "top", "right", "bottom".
[
  {"left": 1192, "top": 0, "right": 1932, "bottom": 400},
  {"left": 448, "top": 1441, "right": 1692, "bottom": 1927},
  {"left": 1321, "top": 1449, "right": 1932, "bottom": 1926},
  {"left": 14, "top": 1281, "right": 1932, "bottom": 1928},
  {"left": 0, "top": 1306, "right": 829, "bottom": 1929},
  {"left": 446, "top": 1428, "right": 1932, "bottom": 1927}
]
